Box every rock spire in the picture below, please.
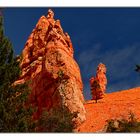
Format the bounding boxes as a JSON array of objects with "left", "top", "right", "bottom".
[{"left": 15, "top": 9, "right": 86, "bottom": 126}]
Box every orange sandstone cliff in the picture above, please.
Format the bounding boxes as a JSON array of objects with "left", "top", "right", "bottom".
[{"left": 15, "top": 9, "right": 86, "bottom": 125}]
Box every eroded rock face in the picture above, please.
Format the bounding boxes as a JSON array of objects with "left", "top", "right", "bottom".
[
  {"left": 15, "top": 9, "right": 86, "bottom": 125},
  {"left": 90, "top": 63, "right": 107, "bottom": 100}
]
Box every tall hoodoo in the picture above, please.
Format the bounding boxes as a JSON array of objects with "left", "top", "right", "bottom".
[
  {"left": 15, "top": 9, "right": 86, "bottom": 125},
  {"left": 90, "top": 63, "right": 107, "bottom": 101}
]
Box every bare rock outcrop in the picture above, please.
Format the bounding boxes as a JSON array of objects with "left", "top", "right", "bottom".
[
  {"left": 90, "top": 63, "right": 107, "bottom": 100},
  {"left": 15, "top": 9, "right": 86, "bottom": 125}
]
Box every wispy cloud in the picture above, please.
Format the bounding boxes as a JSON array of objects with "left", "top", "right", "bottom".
[{"left": 77, "top": 42, "right": 140, "bottom": 99}]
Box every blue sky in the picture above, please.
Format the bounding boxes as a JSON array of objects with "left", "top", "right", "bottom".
[{"left": 3, "top": 8, "right": 140, "bottom": 99}]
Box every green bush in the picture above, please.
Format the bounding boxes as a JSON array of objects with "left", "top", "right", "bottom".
[
  {"left": 105, "top": 112, "right": 140, "bottom": 132},
  {"left": 36, "top": 106, "right": 77, "bottom": 132}
]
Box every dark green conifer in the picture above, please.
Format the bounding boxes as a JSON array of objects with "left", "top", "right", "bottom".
[{"left": 0, "top": 14, "right": 34, "bottom": 132}]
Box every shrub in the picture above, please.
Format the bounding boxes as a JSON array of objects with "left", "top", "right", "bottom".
[
  {"left": 105, "top": 112, "right": 140, "bottom": 132},
  {"left": 36, "top": 106, "right": 76, "bottom": 132}
]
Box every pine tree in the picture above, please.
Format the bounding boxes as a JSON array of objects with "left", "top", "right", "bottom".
[
  {"left": 135, "top": 64, "right": 140, "bottom": 72},
  {"left": 90, "top": 79, "right": 103, "bottom": 103},
  {"left": 0, "top": 15, "right": 35, "bottom": 132}
]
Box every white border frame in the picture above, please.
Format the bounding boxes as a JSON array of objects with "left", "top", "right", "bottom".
[{"left": 1, "top": 0, "right": 140, "bottom": 7}]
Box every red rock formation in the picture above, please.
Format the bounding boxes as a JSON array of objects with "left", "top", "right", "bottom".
[
  {"left": 15, "top": 9, "right": 86, "bottom": 125},
  {"left": 90, "top": 63, "right": 107, "bottom": 101}
]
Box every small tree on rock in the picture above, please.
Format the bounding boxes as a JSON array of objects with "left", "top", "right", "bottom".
[
  {"left": 90, "top": 63, "right": 107, "bottom": 103},
  {"left": 90, "top": 78, "right": 103, "bottom": 103}
]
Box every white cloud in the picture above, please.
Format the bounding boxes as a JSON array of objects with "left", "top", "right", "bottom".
[{"left": 77, "top": 43, "right": 140, "bottom": 99}]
